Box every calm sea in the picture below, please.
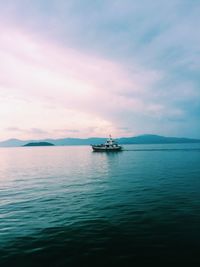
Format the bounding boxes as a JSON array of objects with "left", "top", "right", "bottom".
[{"left": 0, "top": 144, "right": 200, "bottom": 266}]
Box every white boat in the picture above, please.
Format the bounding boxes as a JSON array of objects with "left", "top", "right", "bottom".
[{"left": 91, "top": 135, "right": 123, "bottom": 152}]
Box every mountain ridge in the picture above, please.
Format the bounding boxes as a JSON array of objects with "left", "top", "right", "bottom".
[{"left": 0, "top": 134, "right": 200, "bottom": 147}]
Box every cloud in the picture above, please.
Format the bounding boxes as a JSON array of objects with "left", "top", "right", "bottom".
[
  {"left": 0, "top": 24, "right": 162, "bottom": 139},
  {"left": 0, "top": 0, "right": 200, "bottom": 139},
  {"left": 5, "top": 127, "right": 49, "bottom": 135},
  {"left": 6, "top": 127, "right": 21, "bottom": 132}
]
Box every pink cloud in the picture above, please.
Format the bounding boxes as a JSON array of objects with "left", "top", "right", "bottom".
[{"left": 0, "top": 24, "right": 162, "bottom": 139}]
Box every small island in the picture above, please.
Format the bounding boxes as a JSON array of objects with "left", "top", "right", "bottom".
[{"left": 23, "top": 142, "right": 55, "bottom": 147}]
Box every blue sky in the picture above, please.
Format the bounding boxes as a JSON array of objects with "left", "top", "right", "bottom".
[{"left": 0, "top": 0, "right": 199, "bottom": 140}]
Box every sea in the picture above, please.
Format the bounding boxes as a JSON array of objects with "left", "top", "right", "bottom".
[{"left": 0, "top": 143, "right": 200, "bottom": 266}]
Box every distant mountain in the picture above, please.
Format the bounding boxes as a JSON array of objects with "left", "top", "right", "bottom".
[
  {"left": 0, "top": 134, "right": 200, "bottom": 147},
  {"left": 0, "top": 138, "right": 32, "bottom": 147},
  {"left": 23, "top": 142, "right": 54, "bottom": 147},
  {"left": 118, "top": 134, "right": 200, "bottom": 144}
]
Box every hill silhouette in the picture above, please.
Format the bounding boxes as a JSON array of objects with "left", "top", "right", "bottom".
[
  {"left": 0, "top": 134, "right": 199, "bottom": 147},
  {"left": 23, "top": 142, "right": 54, "bottom": 147}
]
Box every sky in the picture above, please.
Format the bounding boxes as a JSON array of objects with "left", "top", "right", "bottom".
[{"left": 0, "top": 0, "right": 200, "bottom": 140}]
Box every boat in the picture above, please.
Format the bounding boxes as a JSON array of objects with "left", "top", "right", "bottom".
[{"left": 91, "top": 135, "right": 123, "bottom": 152}]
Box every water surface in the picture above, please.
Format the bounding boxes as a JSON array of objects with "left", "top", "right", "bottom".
[{"left": 0, "top": 144, "right": 200, "bottom": 266}]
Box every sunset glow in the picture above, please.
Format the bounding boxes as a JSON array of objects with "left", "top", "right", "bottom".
[{"left": 0, "top": 1, "right": 200, "bottom": 140}]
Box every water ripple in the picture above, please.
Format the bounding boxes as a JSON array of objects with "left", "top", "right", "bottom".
[{"left": 0, "top": 144, "right": 200, "bottom": 266}]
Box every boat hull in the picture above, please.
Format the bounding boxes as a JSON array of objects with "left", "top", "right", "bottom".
[{"left": 92, "top": 146, "right": 122, "bottom": 152}]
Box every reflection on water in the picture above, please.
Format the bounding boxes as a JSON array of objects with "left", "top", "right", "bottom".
[{"left": 0, "top": 144, "right": 200, "bottom": 266}]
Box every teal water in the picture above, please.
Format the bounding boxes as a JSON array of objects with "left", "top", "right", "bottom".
[{"left": 0, "top": 144, "right": 200, "bottom": 266}]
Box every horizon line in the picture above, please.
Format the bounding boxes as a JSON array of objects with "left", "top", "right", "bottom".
[{"left": 1, "top": 134, "right": 200, "bottom": 143}]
